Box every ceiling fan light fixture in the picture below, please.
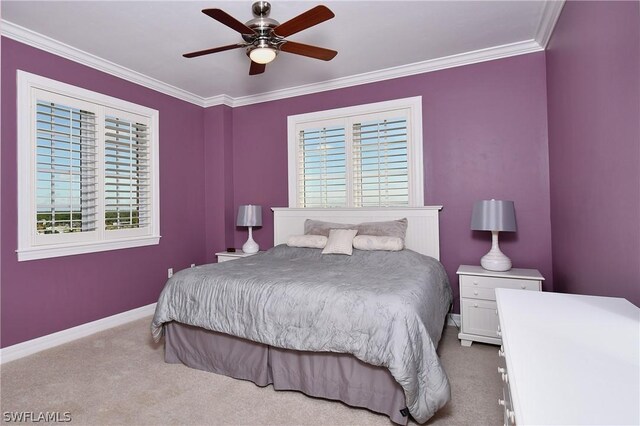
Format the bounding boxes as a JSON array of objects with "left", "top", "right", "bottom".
[{"left": 249, "top": 47, "right": 277, "bottom": 64}]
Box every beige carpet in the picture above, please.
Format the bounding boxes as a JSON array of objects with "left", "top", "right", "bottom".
[{"left": 1, "top": 318, "right": 502, "bottom": 425}]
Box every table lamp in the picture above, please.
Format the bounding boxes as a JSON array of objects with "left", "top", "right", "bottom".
[
  {"left": 237, "top": 205, "right": 262, "bottom": 254},
  {"left": 471, "top": 199, "right": 517, "bottom": 271}
]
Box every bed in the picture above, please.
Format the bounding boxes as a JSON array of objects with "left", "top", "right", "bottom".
[{"left": 152, "top": 207, "right": 452, "bottom": 424}]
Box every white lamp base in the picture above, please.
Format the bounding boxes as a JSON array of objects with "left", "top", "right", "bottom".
[
  {"left": 242, "top": 226, "right": 259, "bottom": 254},
  {"left": 480, "top": 231, "right": 512, "bottom": 272}
]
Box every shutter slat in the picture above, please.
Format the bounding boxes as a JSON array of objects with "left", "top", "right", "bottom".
[
  {"left": 37, "top": 153, "right": 98, "bottom": 163},
  {"left": 104, "top": 138, "right": 148, "bottom": 148},
  {"left": 37, "top": 140, "right": 97, "bottom": 151},
  {"left": 104, "top": 154, "right": 149, "bottom": 162},
  {"left": 104, "top": 161, "right": 149, "bottom": 168},
  {"left": 36, "top": 127, "right": 97, "bottom": 137},
  {"left": 36, "top": 111, "right": 96, "bottom": 125},
  {"left": 104, "top": 174, "right": 150, "bottom": 180}
]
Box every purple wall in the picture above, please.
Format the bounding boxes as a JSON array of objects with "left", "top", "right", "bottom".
[
  {"left": 203, "top": 105, "right": 235, "bottom": 263},
  {"left": 227, "top": 52, "right": 553, "bottom": 311},
  {"left": 546, "top": 1, "right": 640, "bottom": 305},
  {"left": 1, "top": 38, "right": 209, "bottom": 347}
]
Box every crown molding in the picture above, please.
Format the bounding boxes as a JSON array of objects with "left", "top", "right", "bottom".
[
  {"left": 1, "top": 20, "right": 206, "bottom": 107},
  {"left": 535, "top": 0, "right": 565, "bottom": 48},
  {"left": 202, "top": 94, "right": 235, "bottom": 108},
  {"left": 2, "top": 18, "right": 546, "bottom": 110},
  {"left": 218, "top": 39, "right": 543, "bottom": 107}
]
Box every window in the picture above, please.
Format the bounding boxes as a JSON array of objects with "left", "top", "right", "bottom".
[
  {"left": 17, "top": 71, "right": 160, "bottom": 261},
  {"left": 287, "top": 97, "right": 424, "bottom": 208}
]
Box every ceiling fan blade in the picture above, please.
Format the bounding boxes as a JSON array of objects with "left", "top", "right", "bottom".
[
  {"left": 202, "top": 8, "right": 256, "bottom": 35},
  {"left": 183, "top": 43, "right": 245, "bottom": 58},
  {"left": 249, "top": 61, "right": 266, "bottom": 75},
  {"left": 273, "top": 5, "right": 335, "bottom": 38},
  {"left": 280, "top": 41, "right": 337, "bottom": 61}
]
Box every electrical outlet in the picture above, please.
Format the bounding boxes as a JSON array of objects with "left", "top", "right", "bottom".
[
  {"left": 167, "top": 268, "right": 173, "bottom": 278},
  {"left": 190, "top": 263, "right": 195, "bottom": 268}
]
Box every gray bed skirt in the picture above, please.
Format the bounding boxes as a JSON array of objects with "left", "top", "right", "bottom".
[{"left": 165, "top": 322, "right": 408, "bottom": 425}]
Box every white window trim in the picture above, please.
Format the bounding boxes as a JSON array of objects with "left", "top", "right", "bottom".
[
  {"left": 287, "top": 96, "right": 424, "bottom": 208},
  {"left": 17, "top": 70, "right": 160, "bottom": 261}
]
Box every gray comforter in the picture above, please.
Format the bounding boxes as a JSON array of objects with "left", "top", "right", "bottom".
[{"left": 152, "top": 245, "right": 452, "bottom": 423}]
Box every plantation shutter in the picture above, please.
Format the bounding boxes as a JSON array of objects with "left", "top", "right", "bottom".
[
  {"left": 352, "top": 116, "right": 409, "bottom": 207},
  {"left": 104, "top": 114, "right": 151, "bottom": 230},
  {"left": 297, "top": 125, "right": 347, "bottom": 207},
  {"left": 35, "top": 100, "right": 97, "bottom": 234}
]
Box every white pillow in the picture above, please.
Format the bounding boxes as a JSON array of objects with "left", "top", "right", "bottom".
[
  {"left": 322, "top": 229, "right": 358, "bottom": 255},
  {"left": 287, "top": 234, "right": 328, "bottom": 249},
  {"left": 353, "top": 235, "right": 404, "bottom": 251}
]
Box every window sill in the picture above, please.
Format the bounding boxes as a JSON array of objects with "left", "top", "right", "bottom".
[{"left": 17, "top": 235, "right": 161, "bottom": 261}]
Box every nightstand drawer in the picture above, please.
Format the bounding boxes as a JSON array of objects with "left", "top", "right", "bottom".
[
  {"left": 460, "top": 275, "right": 540, "bottom": 301},
  {"left": 460, "top": 285, "right": 496, "bottom": 300}
]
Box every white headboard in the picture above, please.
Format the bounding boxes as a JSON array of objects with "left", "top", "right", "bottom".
[{"left": 272, "top": 207, "right": 443, "bottom": 260}]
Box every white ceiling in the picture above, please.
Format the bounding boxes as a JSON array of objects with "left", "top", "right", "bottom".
[{"left": 1, "top": 1, "right": 560, "bottom": 104}]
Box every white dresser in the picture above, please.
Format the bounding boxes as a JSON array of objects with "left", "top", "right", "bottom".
[
  {"left": 457, "top": 265, "right": 543, "bottom": 346},
  {"left": 496, "top": 289, "right": 640, "bottom": 425}
]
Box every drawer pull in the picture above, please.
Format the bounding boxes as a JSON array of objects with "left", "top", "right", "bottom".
[
  {"left": 498, "top": 367, "right": 508, "bottom": 382},
  {"left": 497, "top": 330, "right": 502, "bottom": 337},
  {"left": 473, "top": 290, "right": 479, "bottom": 296},
  {"left": 473, "top": 281, "right": 478, "bottom": 286},
  {"left": 521, "top": 284, "right": 526, "bottom": 289},
  {"left": 498, "top": 348, "right": 505, "bottom": 357},
  {"left": 498, "top": 398, "right": 505, "bottom": 407},
  {"left": 474, "top": 303, "right": 478, "bottom": 308}
]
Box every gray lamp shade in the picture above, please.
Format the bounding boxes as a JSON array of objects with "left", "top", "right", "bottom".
[
  {"left": 237, "top": 205, "right": 262, "bottom": 227},
  {"left": 470, "top": 200, "right": 517, "bottom": 232}
]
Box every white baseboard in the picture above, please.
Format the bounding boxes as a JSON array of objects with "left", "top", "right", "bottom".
[
  {"left": 447, "top": 313, "right": 461, "bottom": 327},
  {"left": 0, "top": 303, "right": 156, "bottom": 364}
]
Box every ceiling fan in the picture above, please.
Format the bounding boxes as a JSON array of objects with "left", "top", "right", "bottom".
[{"left": 183, "top": 1, "right": 338, "bottom": 75}]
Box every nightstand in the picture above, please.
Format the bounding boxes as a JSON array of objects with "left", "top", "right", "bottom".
[
  {"left": 457, "top": 265, "right": 544, "bottom": 347},
  {"left": 215, "top": 250, "right": 263, "bottom": 263}
]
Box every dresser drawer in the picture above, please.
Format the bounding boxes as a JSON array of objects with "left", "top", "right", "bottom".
[{"left": 460, "top": 275, "right": 540, "bottom": 301}]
